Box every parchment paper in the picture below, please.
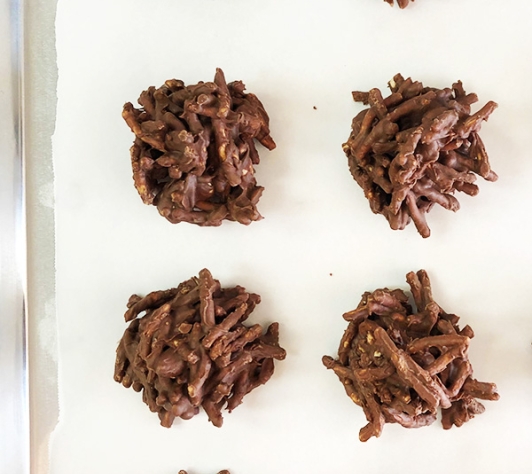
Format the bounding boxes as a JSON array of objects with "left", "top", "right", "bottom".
[{"left": 51, "top": 1, "right": 532, "bottom": 473}]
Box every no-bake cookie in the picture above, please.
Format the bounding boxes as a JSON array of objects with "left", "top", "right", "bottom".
[
  {"left": 114, "top": 269, "right": 286, "bottom": 427},
  {"left": 123, "top": 69, "right": 275, "bottom": 225},
  {"left": 179, "top": 471, "right": 230, "bottom": 474},
  {"left": 383, "top": 0, "right": 415, "bottom": 8},
  {"left": 323, "top": 270, "right": 499, "bottom": 441},
  {"left": 343, "top": 74, "right": 497, "bottom": 237}
]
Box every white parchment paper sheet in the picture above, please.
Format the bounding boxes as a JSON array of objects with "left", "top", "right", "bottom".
[{"left": 51, "top": 1, "right": 532, "bottom": 473}]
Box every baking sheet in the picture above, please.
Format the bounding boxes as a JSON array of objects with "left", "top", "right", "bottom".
[
  {"left": 50, "top": 0, "right": 532, "bottom": 473},
  {"left": 1, "top": 0, "right": 28, "bottom": 473}
]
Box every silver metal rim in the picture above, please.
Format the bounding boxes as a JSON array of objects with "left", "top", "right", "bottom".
[{"left": 0, "top": 0, "right": 29, "bottom": 472}]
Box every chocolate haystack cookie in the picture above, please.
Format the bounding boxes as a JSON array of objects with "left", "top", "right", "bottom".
[
  {"left": 383, "top": 0, "right": 415, "bottom": 8},
  {"left": 114, "top": 269, "right": 286, "bottom": 428},
  {"left": 122, "top": 69, "right": 276, "bottom": 225},
  {"left": 343, "top": 74, "right": 497, "bottom": 237},
  {"left": 323, "top": 270, "right": 499, "bottom": 442},
  {"left": 179, "top": 471, "right": 230, "bottom": 474}
]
